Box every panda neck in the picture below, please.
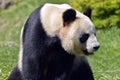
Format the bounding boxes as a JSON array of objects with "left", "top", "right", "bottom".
[{"left": 45, "top": 36, "right": 75, "bottom": 60}]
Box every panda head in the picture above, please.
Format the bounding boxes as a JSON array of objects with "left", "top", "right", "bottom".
[
  {"left": 59, "top": 8, "right": 100, "bottom": 55},
  {"left": 41, "top": 3, "right": 100, "bottom": 55}
]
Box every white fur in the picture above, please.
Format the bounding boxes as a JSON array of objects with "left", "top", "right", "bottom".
[
  {"left": 40, "top": 3, "right": 72, "bottom": 37},
  {"left": 18, "top": 25, "right": 24, "bottom": 72},
  {"left": 86, "top": 34, "right": 100, "bottom": 53},
  {"left": 59, "top": 17, "right": 96, "bottom": 55}
]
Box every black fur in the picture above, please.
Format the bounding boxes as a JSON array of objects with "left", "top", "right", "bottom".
[
  {"left": 8, "top": 4, "right": 94, "bottom": 80},
  {"left": 63, "top": 9, "right": 76, "bottom": 26},
  {"left": 83, "top": 8, "right": 92, "bottom": 19},
  {"left": 8, "top": 65, "right": 22, "bottom": 80}
]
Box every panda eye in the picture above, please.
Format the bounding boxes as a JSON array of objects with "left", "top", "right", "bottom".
[
  {"left": 79, "top": 33, "right": 89, "bottom": 43},
  {"left": 94, "top": 33, "right": 96, "bottom": 36}
]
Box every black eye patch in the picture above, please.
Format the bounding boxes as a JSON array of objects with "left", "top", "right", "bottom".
[{"left": 79, "top": 33, "right": 89, "bottom": 43}]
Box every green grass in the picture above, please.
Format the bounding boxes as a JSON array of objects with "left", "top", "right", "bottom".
[
  {"left": 88, "top": 27, "right": 120, "bottom": 80},
  {"left": 0, "top": 45, "right": 19, "bottom": 79},
  {"left": 0, "top": 0, "right": 68, "bottom": 44},
  {"left": 0, "top": 0, "right": 120, "bottom": 80}
]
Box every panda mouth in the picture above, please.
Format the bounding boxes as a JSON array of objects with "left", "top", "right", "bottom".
[{"left": 82, "top": 50, "right": 94, "bottom": 55}]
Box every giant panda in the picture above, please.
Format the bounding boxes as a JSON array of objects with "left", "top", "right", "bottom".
[{"left": 8, "top": 3, "right": 100, "bottom": 80}]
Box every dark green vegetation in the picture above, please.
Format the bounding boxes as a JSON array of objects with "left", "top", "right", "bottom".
[
  {"left": 0, "top": 0, "right": 120, "bottom": 80},
  {"left": 70, "top": 0, "right": 120, "bottom": 29}
]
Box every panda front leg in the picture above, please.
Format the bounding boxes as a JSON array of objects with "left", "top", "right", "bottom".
[
  {"left": 7, "top": 65, "right": 22, "bottom": 80},
  {"left": 21, "top": 51, "right": 46, "bottom": 80}
]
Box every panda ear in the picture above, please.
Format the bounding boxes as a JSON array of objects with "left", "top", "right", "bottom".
[
  {"left": 63, "top": 9, "right": 76, "bottom": 26},
  {"left": 83, "top": 8, "right": 92, "bottom": 19}
]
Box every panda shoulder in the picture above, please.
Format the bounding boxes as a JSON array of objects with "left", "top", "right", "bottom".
[
  {"left": 43, "top": 3, "right": 71, "bottom": 9},
  {"left": 41, "top": 3, "right": 72, "bottom": 15}
]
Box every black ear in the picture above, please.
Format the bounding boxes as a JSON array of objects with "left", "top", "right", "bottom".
[
  {"left": 63, "top": 9, "right": 76, "bottom": 26},
  {"left": 83, "top": 8, "right": 92, "bottom": 19}
]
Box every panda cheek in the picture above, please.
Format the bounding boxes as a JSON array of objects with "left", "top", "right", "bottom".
[{"left": 85, "top": 39, "right": 91, "bottom": 50}]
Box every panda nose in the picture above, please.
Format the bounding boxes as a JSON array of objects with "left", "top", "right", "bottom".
[{"left": 93, "top": 45, "right": 100, "bottom": 51}]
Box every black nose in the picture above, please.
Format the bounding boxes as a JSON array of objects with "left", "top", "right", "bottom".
[{"left": 93, "top": 45, "right": 100, "bottom": 50}]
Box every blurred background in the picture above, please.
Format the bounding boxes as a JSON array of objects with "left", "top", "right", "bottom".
[{"left": 0, "top": 0, "right": 120, "bottom": 80}]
